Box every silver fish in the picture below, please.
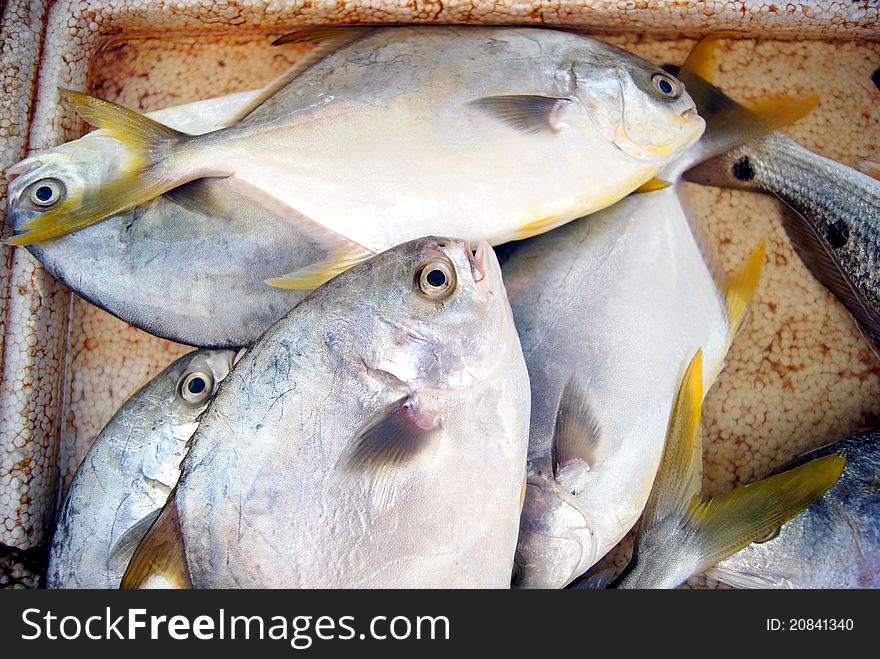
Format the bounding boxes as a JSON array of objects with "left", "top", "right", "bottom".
[
  {"left": 6, "top": 92, "right": 316, "bottom": 348},
  {"left": 616, "top": 350, "right": 844, "bottom": 590},
  {"left": 499, "top": 44, "right": 814, "bottom": 589},
  {"left": 122, "top": 237, "right": 530, "bottom": 589},
  {"left": 47, "top": 349, "right": 235, "bottom": 588},
  {"left": 679, "top": 37, "right": 880, "bottom": 347},
  {"left": 706, "top": 430, "right": 879, "bottom": 589},
  {"left": 9, "top": 26, "right": 703, "bottom": 287}
]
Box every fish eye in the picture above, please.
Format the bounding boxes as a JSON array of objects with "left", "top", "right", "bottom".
[
  {"left": 651, "top": 73, "right": 681, "bottom": 100},
  {"left": 28, "top": 178, "right": 65, "bottom": 207},
  {"left": 178, "top": 370, "right": 214, "bottom": 404},
  {"left": 416, "top": 258, "right": 456, "bottom": 301}
]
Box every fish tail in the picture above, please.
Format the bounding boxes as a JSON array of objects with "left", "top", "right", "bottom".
[
  {"left": 674, "top": 34, "right": 818, "bottom": 169},
  {"left": 682, "top": 452, "right": 844, "bottom": 582},
  {"left": 9, "top": 89, "right": 188, "bottom": 245},
  {"left": 620, "top": 349, "right": 844, "bottom": 588}
]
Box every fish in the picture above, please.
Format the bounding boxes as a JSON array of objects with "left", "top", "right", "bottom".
[
  {"left": 121, "top": 237, "right": 531, "bottom": 589},
  {"left": 500, "top": 38, "right": 816, "bottom": 589},
  {"left": 46, "top": 348, "right": 235, "bottom": 588},
  {"left": 616, "top": 350, "right": 845, "bottom": 589},
  {"left": 704, "top": 429, "right": 880, "bottom": 589},
  {"left": 678, "top": 35, "right": 880, "bottom": 348},
  {"left": 5, "top": 92, "right": 324, "bottom": 348},
  {"left": 8, "top": 26, "right": 704, "bottom": 290}
]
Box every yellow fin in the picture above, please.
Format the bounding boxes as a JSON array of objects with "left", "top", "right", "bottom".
[
  {"left": 689, "top": 452, "right": 845, "bottom": 573},
  {"left": 9, "top": 89, "right": 187, "bottom": 245},
  {"left": 513, "top": 215, "right": 563, "bottom": 241},
  {"left": 639, "top": 349, "right": 704, "bottom": 538},
  {"left": 679, "top": 33, "right": 731, "bottom": 85},
  {"left": 723, "top": 239, "right": 766, "bottom": 340},
  {"left": 620, "top": 347, "right": 844, "bottom": 588},
  {"left": 633, "top": 178, "right": 672, "bottom": 193},
  {"left": 120, "top": 492, "right": 192, "bottom": 589},
  {"left": 859, "top": 160, "right": 880, "bottom": 181},
  {"left": 266, "top": 244, "right": 373, "bottom": 290}
]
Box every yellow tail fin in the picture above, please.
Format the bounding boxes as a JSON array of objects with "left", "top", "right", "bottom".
[{"left": 9, "top": 89, "right": 187, "bottom": 246}]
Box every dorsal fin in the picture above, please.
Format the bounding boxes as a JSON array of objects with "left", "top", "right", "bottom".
[{"left": 228, "top": 27, "right": 373, "bottom": 125}]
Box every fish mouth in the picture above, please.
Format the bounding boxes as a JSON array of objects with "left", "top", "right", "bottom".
[{"left": 465, "top": 240, "right": 490, "bottom": 283}]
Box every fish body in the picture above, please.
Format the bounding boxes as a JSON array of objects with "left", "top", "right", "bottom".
[
  {"left": 9, "top": 27, "right": 702, "bottom": 255},
  {"left": 47, "top": 349, "right": 235, "bottom": 588},
  {"left": 499, "top": 178, "right": 732, "bottom": 589},
  {"left": 123, "top": 237, "right": 530, "bottom": 589},
  {"left": 684, "top": 105, "right": 880, "bottom": 347},
  {"left": 708, "top": 431, "right": 880, "bottom": 589}
]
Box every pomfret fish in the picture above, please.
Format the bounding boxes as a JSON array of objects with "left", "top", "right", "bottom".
[
  {"left": 678, "top": 35, "right": 880, "bottom": 347},
  {"left": 6, "top": 92, "right": 318, "bottom": 347},
  {"left": 500, "top": 43, "right": 814, "bottom": 588},
  {"left": 9, "top": 26, "right": 703, "bottom": 289},
  {"left": 617, "top": 350, "right": 844, "bottom": 590},
  {"left": 122, "top": 237, "right": 530, "bottom": 589},
  {"left": 706, "top": 430, "right": 880, "bottom": 589},
  {"left": 47, "top": 349, "right": 235, "bottom": 588}
]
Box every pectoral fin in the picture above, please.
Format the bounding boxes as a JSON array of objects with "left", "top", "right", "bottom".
[
  {"left": 469, "top": 95, "right": 571, "bottom": 135},
  {"left": 339, "top": 397, "right": 440, "bottom": 476},
  {"left": 552, "top": 379, "right": 605, "bottom": 490},
  {"left": 337, "top": 397, "right": 441, "bottom": 509},
  {"left": 120, "top": 492, "right": 191, "bottom": 589}
]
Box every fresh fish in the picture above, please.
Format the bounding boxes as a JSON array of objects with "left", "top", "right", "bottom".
[
  {"left": 5, "top": 92, "right": 320, "bottom": 347},
  {"left": 9, "top": 26, "right": 704, "bottom": 291},
  {"left": 500, "top": 40, "right": 815, "bottom": 589},
  {"left": 705, "top": 430, "right": 880, "bottom": 589},
  {"left": 47, "top": 349, "right": 235, "bottom": 588},
  {"left": 679, "top": 35, "right": 880, "bottom": 347},
  {"left": 617, "top": 350, "right": 845, "bottom": 589},
  {"left": 122, "top": 237, "right": 530, "bottom": 589}
]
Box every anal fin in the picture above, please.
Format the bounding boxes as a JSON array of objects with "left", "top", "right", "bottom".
[
  {"left": 722, "top": 239, "right": 766, "bottom": 341},
  {"left": 120, "top": 492, "right": 192, "bottom": 589}
]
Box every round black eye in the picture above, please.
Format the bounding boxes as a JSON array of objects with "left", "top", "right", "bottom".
[
  {"left": 179, "top": 370, "right": 214, "bottom": 404},
  {"left": 426, "top": 269, "right": 447, "bottom": 287},
  {"left": 187, "top": 377, "right": 206, "bottom": 395},
  {"left": 416, "top": 258, "right": 456, "bottom": 301},
  {"left": 28, "top": 178, "right": 65, "bottom": 207},
  {"left": 652, "top": 73, "right": 680, "bottom": 99}
]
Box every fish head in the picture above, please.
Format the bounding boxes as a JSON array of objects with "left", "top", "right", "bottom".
[
  {"left": 350, "top": 236, "right": 516, "bottom": 393},
  {"left": 161, "top": 349, "right": 237, "bottom": 435},
  {"left": 512, "top": 477, "right": 596, "bottom": 589},
  {"left": 6, "top": 135, "right": 123, "bottom": 236},
  {"left": 572, "top": 46, "right": 704, "bottom": 165}
]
